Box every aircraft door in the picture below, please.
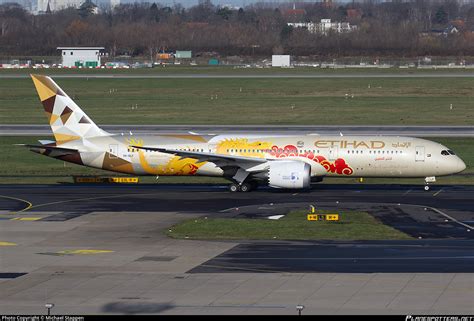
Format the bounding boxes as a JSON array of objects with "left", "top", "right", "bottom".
[
  {"left": 415, "top": 146, "right": 425, "bottom": 162},
  {"left": 329, "top": 146, "right": 339, "bottom": 161},
  {"left": 108, "top": 144, "right": 118, "bottom": 159}
]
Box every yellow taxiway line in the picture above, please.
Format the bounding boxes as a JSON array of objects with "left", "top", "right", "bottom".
[
  {"left": 22, "top": 192, "right": 162, "bottom": 212},
  {"left": 0, "top": 241, "right": 17, "bottom": 246},
  {"left": 57, "top": 249, "right": 114, "bottom": 255},
  {"left": 0, "top": 195, "right": 33, "bottom": 214}
]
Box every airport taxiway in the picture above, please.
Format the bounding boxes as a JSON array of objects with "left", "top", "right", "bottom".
[
  {"left": 0, "top": 184, "right": 473, "bottom": 314},
  {"left": 0, "top": 183, "right": 472, "bottom": 217}
]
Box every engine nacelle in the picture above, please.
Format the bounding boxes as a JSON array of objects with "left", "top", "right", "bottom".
[{"left": 268, "top": 161, "right": 311, "bottom": 189}]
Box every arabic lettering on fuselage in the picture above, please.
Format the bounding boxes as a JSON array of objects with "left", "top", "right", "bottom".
[{"left": 391, "top": 142, "right": 412, "bottom": 148}]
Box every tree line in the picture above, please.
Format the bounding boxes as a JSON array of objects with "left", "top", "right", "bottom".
[{"left": 0, "top": 0, "right": 473, "bottom": 59}]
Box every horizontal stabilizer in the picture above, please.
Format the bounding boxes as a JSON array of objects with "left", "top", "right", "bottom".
[
  {"left": 16, "top": 144, "right": 81, "bottom": 155},
  {"left": 38, "top": 140, "right": 56, "bottom": 145}
]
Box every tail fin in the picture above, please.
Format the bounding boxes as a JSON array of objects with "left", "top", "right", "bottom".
[{"left": 31, "top": 74, "right": 109, "bottom": 144}]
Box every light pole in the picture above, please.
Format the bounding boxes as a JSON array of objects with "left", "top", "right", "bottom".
[
  {"left": 251, "top": 44, "right": 259, "bottom": 57},
  {"left": 45, "top": 303, "right": 54, "bottom": 315}
]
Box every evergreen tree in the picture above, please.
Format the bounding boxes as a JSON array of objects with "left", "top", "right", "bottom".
[{"left": 434, "top": 6, "right": 448, "bottom": 24}]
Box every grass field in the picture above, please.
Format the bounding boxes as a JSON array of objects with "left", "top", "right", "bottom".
[
  {"left": 166, "top": 209, "right": 412, "bottom": 241},
  {"left": 2, "top": 66, "right": 474, "bottom": 75},
  {"left": 0, "top": 136, "right": 471, "bottom": 185},
  {"left": 0, "top": 77, "right": 473, "bottom": 125}
]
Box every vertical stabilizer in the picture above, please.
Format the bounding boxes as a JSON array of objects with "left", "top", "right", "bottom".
[{"left": 31, "top": 74, "right": 109, "bottom": 144}]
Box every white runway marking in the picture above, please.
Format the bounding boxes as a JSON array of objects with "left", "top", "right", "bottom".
[{"left": 268, "top": 215, "right": 285, "bottom": 220}]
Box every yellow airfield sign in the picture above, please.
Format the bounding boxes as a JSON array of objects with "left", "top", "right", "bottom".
[{"left": 307, "top": 214, "right": 339, "bottom": 221}]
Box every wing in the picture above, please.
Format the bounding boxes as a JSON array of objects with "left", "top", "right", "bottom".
[{"left": 130, "top": 145, "right": 268, "bottom": 169}]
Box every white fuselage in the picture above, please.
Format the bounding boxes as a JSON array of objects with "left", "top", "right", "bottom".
[{"left": 60, "top": 134, "right": 466, "bottom": 179}]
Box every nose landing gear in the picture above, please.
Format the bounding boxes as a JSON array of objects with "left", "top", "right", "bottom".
[{"left": 424, "top": 176, "right": 436, "bottom": 191}]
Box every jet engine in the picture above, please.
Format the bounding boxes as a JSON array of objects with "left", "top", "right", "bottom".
[{"left": 267, "top": 161, "right": 311, "bottom": 189}]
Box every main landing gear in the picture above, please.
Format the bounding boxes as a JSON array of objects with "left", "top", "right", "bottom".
[{"left": 228, "top": 182, "right": 258, "bottom": 192}]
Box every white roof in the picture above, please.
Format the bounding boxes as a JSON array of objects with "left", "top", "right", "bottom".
[{"left": 57, "top": 47, "right": 105, "bottom": 50}]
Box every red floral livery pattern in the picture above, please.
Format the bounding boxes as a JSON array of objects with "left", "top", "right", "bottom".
[
  {"left": 187, "top": 164, "right": 199, "bottom": 175},
  {"left": 269, "top": 144, "right": 354, "bottom": 176}
]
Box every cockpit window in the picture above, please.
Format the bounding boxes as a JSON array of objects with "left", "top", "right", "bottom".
[
  {"left": 441, "top": 150, "right": 450, "bottom": 156},
  {"left": 448, "top": 150, "right": 456, "bottom": 155}
]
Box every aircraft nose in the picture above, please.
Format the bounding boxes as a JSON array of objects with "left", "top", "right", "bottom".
[{"left": 456, "top": 157, "right": 466, "bottom": 173}]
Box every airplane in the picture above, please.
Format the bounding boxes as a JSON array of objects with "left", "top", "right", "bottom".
[{"left": 24, "top": 74, "right": 466, "bottom": 192}]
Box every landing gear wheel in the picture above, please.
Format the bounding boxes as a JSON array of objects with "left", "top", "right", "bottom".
[
  {"left": 424, "top": 185, "right": 430, "bottom": 191},
  {"left": 239, "top": 183, "right": 252, "bottom": 192},
  {"left": 229, "top": 183, "right": 240, "bottom": 192}
]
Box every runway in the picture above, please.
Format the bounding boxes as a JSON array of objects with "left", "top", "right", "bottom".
[
  {"left": 2, "top": 124, "right": 474, "bottom": 137},
  {"left": 1, "top": 183, "right": 473, "bottom": 314}
]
